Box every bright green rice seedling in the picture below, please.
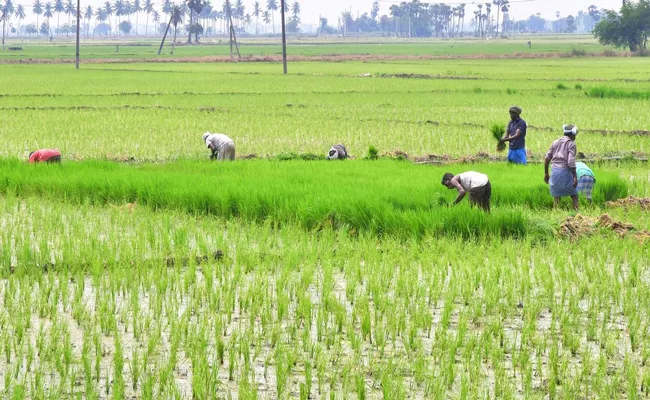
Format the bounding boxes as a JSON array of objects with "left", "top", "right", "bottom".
[
  {"left": 490, "top": 123, "right": 507, "bottom": 152},
  {"left": 0, "top": 158, "right": 628, "bottom": 240}
]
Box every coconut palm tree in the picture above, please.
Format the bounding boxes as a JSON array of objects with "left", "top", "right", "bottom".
[
  {"left": 169, "top": 4, "right": 183, "bottom": 53},
  {"left": 493, "top": 0, "right": 508, "bottom": 37},
  {"left": 1, "top": 3, "right": 9, "bottom": 47},
  {"left": 142, "top": 0, "right": 152, "bottom": 35},
  {"left": 95, "top": 7, "right": 107, "bottom": 35},
  {"left": 102, "top": 1, "right": 112, "bottom": 34},
  {"left": 252, "top": 1, "right": 259, "bottom": 34},
  {"left": 113, "top": 0, "right": 125, "bottom": 34},
  {"left": 261, "top": 9, "right": 269, "bottom": 33},
  {"left": 233, "top": 0, "right": 243, "bottom": 27},
  {"left": 15, "top": 4, "right": 25, "bottom": 37},
  {"left": 243, "top": 12, "right": 251, "bottom": 30},
  {"left": 265, "top": 0, "right": 276, "bottom": 34},
  {"left": 151, "top": 9, "right": 159, "bottom": 35},
  {"left": 125, "top": 0, "right": 133, "bottom": 22},
  {"left": 43, "top": 1, "right": 53, "bottom": 36},
  {"left": 33, "top": 0, "right": 43, "bottom": 36},
  {"left": 64, "top": 0, "right": 75, "bottom": 28},
  {"left": 222, "top": 0, "right": 231, "bottom": 35},
  {"left": 291, "top": 1, "right": 299, "bottom": 19},
  {"left": 132, "top": 0, "right": 140, "bottom": 34},
  {"left": 198, "top": 1, "right": 212, "bottom": 36},
  {"left": 161, "top": 0, "right": 171, "bottom": 17},
  {"left": 53, "top": 0, "right": 63, "bottom": 34},
  {"left": 84, "top": 5, "right": 92, "bottom": 36}
]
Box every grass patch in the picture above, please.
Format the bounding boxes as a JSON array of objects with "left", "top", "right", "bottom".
[
  {"left": 556, "top": 83, "right": 569, "bottom": 90},
  {"left": 588, "top": 86, "right": 650, "bottom": 100}
]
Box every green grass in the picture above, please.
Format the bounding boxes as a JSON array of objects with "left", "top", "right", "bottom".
[
  {"left": 1, "top": 58, "right": 650, "bottom": 161},
  {"left": 0, "top": 159, "right": 627, "bottom": 239},
  {"left": 0, "top": 36, "right": 610, "bottom": 60},
  {"left": 588, "top": 86, "right": 650, "bottom": 100}
]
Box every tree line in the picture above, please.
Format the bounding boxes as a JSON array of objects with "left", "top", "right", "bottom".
[
  {"left": 0, "top": 0, "right": 301, "bottom": 40},
  {"left": 332, "top": 1, "right": 608, "bottom": 38}
]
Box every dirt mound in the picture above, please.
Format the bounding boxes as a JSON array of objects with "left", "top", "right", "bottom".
[
  {"left": 606, "top": 196, "right": 650, "bottom": 210},
  {"left": 383, "top": 150, "right": 410, "bottom": 160},
  {"left": 560, "top": 214, "right": 650, "bottom": 242}
]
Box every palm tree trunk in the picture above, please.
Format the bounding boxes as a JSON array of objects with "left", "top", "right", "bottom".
[
  {"left": 57, "top": 13, "right": 60, "bottom": 35},
  {"left": 271, "top": 11, "right": 274, "bottom": 34},
  {"left": 172, "top": 25, "right": 176, "bottom": 54},
  {"left": 496, "top": 9, "right": 500, "bottom": 37},
  {"left": 36, "top": 15, "right": 40, "bottom": 37},
  {"left": 187, "top": 10, "right": 192, "bottom": 43},
  {"left": 145, "top": 13, "right": 148, "bottom": 36}
]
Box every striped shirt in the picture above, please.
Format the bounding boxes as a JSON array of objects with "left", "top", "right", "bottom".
[{"left": 545, "top": 136, "right": 576, "bottom": 170}]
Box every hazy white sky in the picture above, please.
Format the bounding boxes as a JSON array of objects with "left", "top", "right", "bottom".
[{"left": 301, "top": 0, "right": 622, "bottom": 24}]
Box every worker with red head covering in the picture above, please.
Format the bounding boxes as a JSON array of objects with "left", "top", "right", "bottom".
[{"left": 29, "top": 149, "right": 62, "bottom": 163}]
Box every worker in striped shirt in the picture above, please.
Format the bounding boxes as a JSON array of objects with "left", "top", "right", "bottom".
[{"left": 576, "top": 161, "right": 596, "bottom": 204}]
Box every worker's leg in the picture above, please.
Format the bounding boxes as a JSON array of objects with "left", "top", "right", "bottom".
[
  {"left": 571, "top": 195, "right": 579, "bottom": 211},
  {"left": 46, "top": 155, "right": 62, "bottom": 163},
  {"left": 553, "top": 197, "right": 560, "bottom": 208},
  {"left": 469, "top": 189, "right": 481, "bottom": 209},
  {"left": 483, "top": 182, "right": 491, "bottom": 213}
]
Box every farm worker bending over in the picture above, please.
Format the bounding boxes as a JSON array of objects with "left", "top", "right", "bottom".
[
  {"left": 202, "top": 132, "right": 235, "bottom": 161},
  {"left": 29, "top": 149, "right": 61, "bottom": 163},
  {"left": 326, "top": 144, "right": 348, "bottom": 160},
  {"left": 576, "top": 161, "right": 596, "bottom": 204},
  {"left": 544, "top": 125, "right": 579, "bottom": 211},
  {"left": 441, "top": 171, "right": 492, "bottom": 212},
  {"left": 500, "top": 106, "right": 527, "bottom": 165}
]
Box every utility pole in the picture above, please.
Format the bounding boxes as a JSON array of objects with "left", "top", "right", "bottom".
[
  {"left": 75, "top": 0, "right": 80, "bottom": 68},
  {"left": 225, "top": 0, "right": 240, "bottom": 59},
  {"left": 280, "top": 0, "right": 287, "bottom": 74}
]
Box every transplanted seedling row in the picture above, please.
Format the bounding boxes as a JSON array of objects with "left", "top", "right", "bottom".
[{"left": 0, "top": 197, "right": 649, "bottom": 398}]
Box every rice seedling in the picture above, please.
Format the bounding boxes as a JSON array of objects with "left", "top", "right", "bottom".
[{"left": 490, "top": 123, "right": 507, "bottom": 152}]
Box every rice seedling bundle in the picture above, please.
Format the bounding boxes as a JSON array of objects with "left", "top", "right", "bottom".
[{"left": 491, "top": 123, "right": 507, "bottom": 152}]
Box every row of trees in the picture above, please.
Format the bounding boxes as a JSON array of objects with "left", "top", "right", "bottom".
[
  {"left": 594, "top": 0, "right": 650, "bottom": 52},
  {"left": 337, "top": 1, "right": 512, "bottom": 38},
  {"left": 336, "top": 1, "right": 609, "bottom": 38},
  {"left": 0, "top": 0, "right": 302, "bottom": 39}
]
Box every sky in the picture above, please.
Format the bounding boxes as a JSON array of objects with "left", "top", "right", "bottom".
[{"left": 11, "top": 0, "right": 624, "bottom": 28}]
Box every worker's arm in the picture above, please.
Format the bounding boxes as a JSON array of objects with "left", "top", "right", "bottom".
[
  {"left": 544, "top": 158, "right": 551, "bottom": 184},
  {"left": 207, "top": 143, "right": 217, "bottom": 158},
  {"left": 544, "top": 144, "right": 554, "bottom": 184},
  {"left": 501, "top": 128, "right": 522, "bottom": 143},
  {"left": 451, "top": 177, "right": 466, "bottom": 205}
]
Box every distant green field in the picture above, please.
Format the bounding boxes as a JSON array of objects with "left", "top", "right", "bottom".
[
  {"left": 1, "top": 57, "right": 649, "bottom": 161},
  {"left": 0, "top": 35, "right": 609, "bottom": 60}
]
